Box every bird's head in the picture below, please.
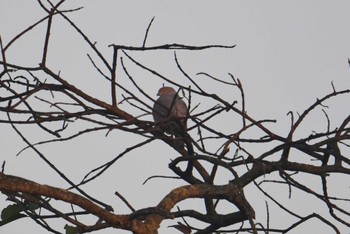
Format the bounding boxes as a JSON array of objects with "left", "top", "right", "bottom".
[{"left": 157, "top": 86, "right": 177, "bottom": 96}]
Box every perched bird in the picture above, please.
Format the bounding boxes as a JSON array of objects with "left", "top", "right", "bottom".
[
  {"left": 152, "top": 86, "right": 188, "bottom": 149},
  {"left": 152, "top": 86, "right": 188, "bottom": 129}
]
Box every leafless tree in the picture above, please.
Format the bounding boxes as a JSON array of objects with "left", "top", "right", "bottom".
[{"left": 1, "top": 2, "right": 350, "bottom": 234}]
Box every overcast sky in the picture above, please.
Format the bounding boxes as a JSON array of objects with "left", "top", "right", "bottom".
[{"left": 1, "top": 1, "right": 350, "bottom": 233}]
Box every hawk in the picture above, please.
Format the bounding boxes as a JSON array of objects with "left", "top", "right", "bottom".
[{"left": 152, "top": 86, "right": 188, "bottom": 149}]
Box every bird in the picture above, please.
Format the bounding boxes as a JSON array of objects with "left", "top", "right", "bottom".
[
  {"left": 152, "top": 86, "right": 188, "bottom": 149},
  {"left": 152, "top": 86, "right": 188, "bottom": 128}
]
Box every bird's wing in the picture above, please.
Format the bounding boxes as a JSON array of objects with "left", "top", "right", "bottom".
[{"left": 174, "top": 98, "right": 188, "bottom": 118}]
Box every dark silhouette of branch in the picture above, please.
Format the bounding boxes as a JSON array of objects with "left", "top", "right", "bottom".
[{"left": 0, "top": 2, "right": 349, "bottom": 234}]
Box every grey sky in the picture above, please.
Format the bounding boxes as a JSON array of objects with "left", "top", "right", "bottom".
[{"left": 1, "top": 1, "right": 349, "bottom": 233}]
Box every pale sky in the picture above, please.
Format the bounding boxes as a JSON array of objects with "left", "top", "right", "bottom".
[{"left": 1, "top": 1, "right": 350, "bottom": 233}]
